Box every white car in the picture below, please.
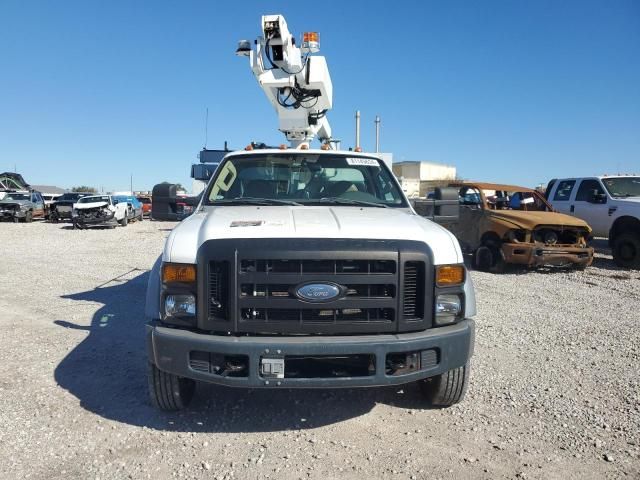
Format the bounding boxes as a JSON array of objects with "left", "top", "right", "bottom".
[
  {"left": 72, "top": 195, "right": 130, "bottom": 229},
  {"left": 546, "top": 175, "right": 640, "bottom": 268}
]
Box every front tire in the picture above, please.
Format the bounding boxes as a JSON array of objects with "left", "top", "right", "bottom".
[
  {"left": 25, "top": 211, "right": 33, "bottom": 223},
  {"left": 419, "top": 362, "right": 470, "bottom": 407},
  {"left": 119, "top": 215, "right": 128, "bottom": 227},
  {"left": 147, "top": 363, "right": 195, "bottom": 411},
  {"left": 612, "top": 233, "right": 640, "bottom": 269}
]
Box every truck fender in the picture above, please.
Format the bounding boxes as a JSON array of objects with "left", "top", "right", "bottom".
[
  {"left": 145, "top": 255, "right": 162, "bottom": 321},
  {"left": 117, "top": 203, "right": 128, "bottom": 220},
  {"left": 463, "top": 273, "right": 477, "bottom": 318},
  {"left": 609, "top": 215, "right": 640, "bottom": 242}
]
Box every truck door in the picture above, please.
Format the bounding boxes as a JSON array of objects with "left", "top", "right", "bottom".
[
  {"left": 572, "top": 179, "right": 609, "bottom": 236},
  {"left": 549, "top": 179, "right": 576, "bottom": 215},
  {"left": 31, "top": 192, "right": 45, "bottom": 218},
  {"left": 448, "top": 186, "right": 483, "bottom": 251}
]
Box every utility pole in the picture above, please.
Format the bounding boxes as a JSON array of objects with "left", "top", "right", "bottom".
[
  {"left": 375, "top": 115, "right": 381, "bottom": 153},
  {"left": 130, "top": 174, "right": 133, "bottom": 194}
]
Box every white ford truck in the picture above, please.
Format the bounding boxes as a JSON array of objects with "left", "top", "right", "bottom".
[
  {"left": 546, "top": 176, "right": 640, "bottom": 268},
  {"left": 144, "top": 15, "right": 476, "bottom": 411}
]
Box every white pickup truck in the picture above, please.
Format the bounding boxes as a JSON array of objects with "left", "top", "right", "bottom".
[
  {"left": 546, "top": 176, "right": 640, "bottom": 268},
  {"left": 145, "top": 149, "right": 476, "bottom": 410}
]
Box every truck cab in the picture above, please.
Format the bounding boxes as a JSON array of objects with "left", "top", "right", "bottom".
[
  {"left": 546, "top": 176, "right": 640, "bottom": 268},
  {"left": 145, "top": 149, "right": 476, "bottom": 410}
]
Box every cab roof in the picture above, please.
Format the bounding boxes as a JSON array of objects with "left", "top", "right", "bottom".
[
  {"left": 450, "top": 181, "right": 536, "bottom": 193},
  {"left": 224, "top": 149, "right": 383, "bottom": 158}
]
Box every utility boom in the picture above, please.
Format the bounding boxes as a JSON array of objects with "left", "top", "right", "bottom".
[{"left": 236, "top": 15, "right": 332, "bottom": 148}]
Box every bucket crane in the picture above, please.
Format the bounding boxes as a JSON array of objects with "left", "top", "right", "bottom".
[{"left": 236, "top": 15, "right": 332, "bottom": 148}]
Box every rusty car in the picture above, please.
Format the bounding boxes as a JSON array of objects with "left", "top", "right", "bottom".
[{"left": 443, "top": 182, "right": 594, "bottom": 271}]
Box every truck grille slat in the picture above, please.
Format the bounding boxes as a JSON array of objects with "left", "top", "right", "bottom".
[
  {"left": 208, "top": 261, "right": 228, "bottom": 320},
  {"left": 403, "top": 262, "right": 425, "bottom": 320}
]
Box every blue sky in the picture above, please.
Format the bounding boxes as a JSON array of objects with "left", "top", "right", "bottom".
[{"left": 1, "top": 1, "right": 638, "bottom": 192}]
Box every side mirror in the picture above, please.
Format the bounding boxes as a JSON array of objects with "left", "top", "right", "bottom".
[
  {"left": 587, "top": 190, "right": 607, "bottom": 204},
  {"left": 412, "top": 187, "right": 460, "bottom": 223}
]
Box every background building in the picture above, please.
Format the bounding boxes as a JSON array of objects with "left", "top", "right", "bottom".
[{"left": 392, "top": 161, "right": 457, "bottom": 197}]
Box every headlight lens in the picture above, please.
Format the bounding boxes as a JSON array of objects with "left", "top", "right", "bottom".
[
  {"left": 506, "top": 229, "right": 527, "bottom": 242},
  {"left": 165, "top": 294, "right": 196, "bottom": 317},
  {"left": 435, "top": 294, "right": 462, "bottom": 326}
]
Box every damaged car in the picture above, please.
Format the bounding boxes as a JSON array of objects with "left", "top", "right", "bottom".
[
  {"left": 49, "top": 192, "right": 93, "bottom": 223},
  {"left": 445, "top": 182, "right": 594, "bottom": 271},
  {"left": 72, "top": 195, "right": 129, "bottom": 229},
  {"left": 0, "top": 191, "right": 46, "bottom": 223}
]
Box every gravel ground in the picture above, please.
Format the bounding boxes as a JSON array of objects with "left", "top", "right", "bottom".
[{"left": 0, "top": 220, "right": 638, "bottom": 480}]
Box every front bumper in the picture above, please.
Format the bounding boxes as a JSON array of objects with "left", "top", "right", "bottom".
[
  {"left": 0, "top": 209, "right": 21, "bottom": 219},
  {"left": 501, "top": 243, "right": 593, "bottom": 267},
  {"left": 147, "top": 319, "right": 475, "bottom": 388},
  {"left": 73, "top": 212, "right": 117, "bottom": 226}
]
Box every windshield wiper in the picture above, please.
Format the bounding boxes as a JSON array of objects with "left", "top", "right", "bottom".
[
  {"left": 317, "top": 197, "right": 389, "bottom": 208},
  {"left": 213, "top": 197, "right": 302, "bottom": 206}
]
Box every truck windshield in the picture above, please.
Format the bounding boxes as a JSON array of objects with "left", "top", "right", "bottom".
[
  {"left": 601, "top": 177, "right": 640, "bottom": 198},
  {"left": 205, "top": 153, "right": 407, "bottom": 207},
  {"left": 78, "top": 196, "right": 110, "bottom": 204},
  {"left": 3, "top": 193, "right": 29, "bottom": 201}
]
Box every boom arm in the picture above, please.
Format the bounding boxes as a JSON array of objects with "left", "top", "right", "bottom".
[{"left": 236, "top": 15, "right": 332, "bottom": 148}]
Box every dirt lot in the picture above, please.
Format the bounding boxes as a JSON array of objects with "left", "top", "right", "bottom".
[{"left": 0, "top": 220, "right": 638, "bottom": 480}]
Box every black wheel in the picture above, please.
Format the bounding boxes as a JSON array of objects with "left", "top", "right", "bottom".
[
  {"left": 147, "top": 362, "right": 195, "bottom": 411},
  {"left": 474, "top": 243, "right": 505, "bottom": 273},
  {"left": 119, "top": 215, "right": 128, "bottom": 227},
  {"left": 419, "top": 362, "right": 470, "bottom": 407},
  {"left": 474, "top": 246, "right": 493, "bottom": 271},
  {"left": 25, "top": 211, "right": 33, "bottom": 223},
  {"left": 13, "top": 216, "right": 20, "bottom": 223},
  {"left": 612, "top": 233, "right": 640, "bottom": 269},
  {"left": 50, "top": 213, "right": 59, "bottom": 223}
]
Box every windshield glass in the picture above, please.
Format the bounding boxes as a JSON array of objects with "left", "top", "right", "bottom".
[
  {"left": 78, "top": 196, "right": 110, "bottom": 204},
  {"left": 205, "top": 153, "right": 406, "bottom": 207},
  {"left": 58, "top": 193, "right": 82, "bottom": 201},
  {"left": 601, "top": 177, "right": 640, "bottom": 198},
  {"left": 3, "top": 193, "right": 29, "bottom": 201},
  {"left": 479, "top": 188, "right": 550, "bottom": 211}
]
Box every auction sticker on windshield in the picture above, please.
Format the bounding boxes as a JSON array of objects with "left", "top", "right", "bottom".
[{"left": 346, "top": 158, "right": 379, "bottom": 166}]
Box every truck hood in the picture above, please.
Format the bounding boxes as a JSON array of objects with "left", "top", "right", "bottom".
[
  {"left": 489, "top": 210, "right": 591, "bottom": 230},
  {"left": 74, "top": 201, "right": 109, "bottom": 210},
  {"left": 612, "top": 196, "right": 640, "bottom": 205},
  {"left": 0, "top": 200, "right": 27, "bottom": 207},
  {"left": 165, "top": 206, "right": 463, "bottom": 265}
]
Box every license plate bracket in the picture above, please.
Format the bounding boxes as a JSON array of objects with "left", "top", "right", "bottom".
[{"left": 260, "top": 357, "right": 285, "bottom": 378}]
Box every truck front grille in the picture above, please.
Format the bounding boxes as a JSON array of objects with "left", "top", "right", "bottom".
[{"left": 202, "top": 239, "right": 433, "bottom": 335}]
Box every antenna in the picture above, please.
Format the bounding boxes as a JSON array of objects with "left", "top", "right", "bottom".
[
  {"left": 204, "top": 107, "right": 209, "bottom": 148},
  {"left": 375, "top": 115, "right": 381, "bottom": 153},
  {"left": 355, "top": 110, "right": 361, "bottom": 149}
]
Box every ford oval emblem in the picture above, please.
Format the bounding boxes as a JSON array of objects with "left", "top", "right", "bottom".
[{"left": 295, "top": 283, "right": 341, "bottom": 302}]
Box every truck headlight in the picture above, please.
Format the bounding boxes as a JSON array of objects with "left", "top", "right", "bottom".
[
  {"left": 435, "top": 294, "right": 462, "bottom": 326},
  {"left": 165, "top": 294, "right": 196, "bottom": 317}
]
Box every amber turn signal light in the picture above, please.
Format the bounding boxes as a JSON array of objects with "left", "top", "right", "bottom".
[
  {"left": 162, "top": 263, "right": 196, "bottom": 283},
  {"left": 436, "top": 265, "right": 465, "bottom": 287}
]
